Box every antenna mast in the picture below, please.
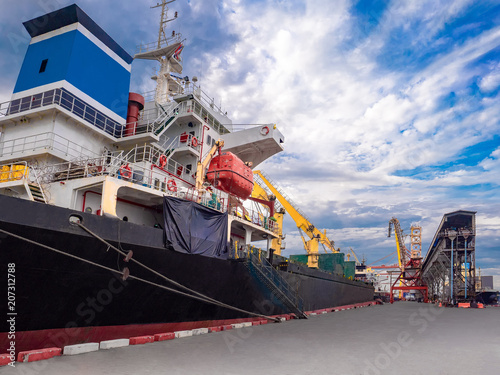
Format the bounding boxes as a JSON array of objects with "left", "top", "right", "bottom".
[
  {"left": 152, "top": 0, "right": 177, "bottom": 49},
  {"left": 135, "top": 0, "right": 184, "bottom": 104}
]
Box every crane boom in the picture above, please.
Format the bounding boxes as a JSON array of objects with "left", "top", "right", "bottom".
[
  {"left": 250, "top": 183, "right": 285, "bottom": 255},
  {"left": 195, "top": 140, "right": 224, "bottom": 195},
  {"left": 388, "top": 217, "right": 410, "bottom": 270},
  {"left": 253, "top": 170, "right": 337, "bottom": 268},
  {"left": 347, "top": 247, "right": 361, "bottom": 265}
]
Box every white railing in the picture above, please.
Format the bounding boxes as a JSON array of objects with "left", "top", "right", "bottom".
[
  {"left": 33, "top": 155, "right": 211, "bottom": 210},
  {"left": 141, "top": 90, "right": 156, "bottom": 103},
  {"left": 0, "top": 101, "right": 10, "bottom": 117},
  {"left": 135, "top": 33, "right": 183, "bottom": 55},
  {"left": 233, "top": 206, "right": 279, "bottom": 234},
  {"left": 118, "top": 102, "right": 183, "bottom": 138},
  {"left": 1, "top": 87, "right": 232, "bottom": 142},
  {"left": 0, "top": 89, "right": 122, "bottom": 137},
  {"left": 182, "top": 83, "right": 227, "bottom": 118},
  {"left": 183, "top": 99, "right": 230, "bottom": 135},
  {"left": 1, "top": 155, "right": 278, "bottom": 234},
  {"left": 0, "top": 132, "right": 99, "bottom": 160},
  {"left": 109, "top": 144, "right": 196, "bottom": 185}
]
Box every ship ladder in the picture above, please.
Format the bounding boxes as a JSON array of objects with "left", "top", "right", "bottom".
[
  {"left": 26, "top": 182, "right": 47, "bottom": 203},
  {"left": 245, "top": 255, "right": 307, "bottom": 319},
  {"left": 154, "top": 103, "right": 181, "bottom": 136}
]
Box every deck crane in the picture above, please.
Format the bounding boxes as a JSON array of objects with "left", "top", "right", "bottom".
[
  {"left": 250, "top": 181, "right": 286, "bottom": 256},
  {"left": 195, "top": 140, "right": 224, "bottom": 199},
  {"left": 346, "top": 247, "right": 362, "bottom": 265},
  {"left": 387, "top": 217, "right": 428, "bottom": 303},
  {"left": 253, "top": 170, "right": 337, "bottom": 269}
]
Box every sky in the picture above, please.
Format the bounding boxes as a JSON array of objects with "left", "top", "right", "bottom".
[{"left": 1, "top": 0, "right": 499, "bottom": 288}]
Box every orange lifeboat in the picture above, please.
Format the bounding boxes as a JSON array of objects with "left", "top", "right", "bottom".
[{"left": 206, "top": 152, "right": 253, "bottom": 200}]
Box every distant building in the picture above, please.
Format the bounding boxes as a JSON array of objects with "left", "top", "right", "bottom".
[{"left": 481, "top": 276, "right": 494, "bottom": 289}]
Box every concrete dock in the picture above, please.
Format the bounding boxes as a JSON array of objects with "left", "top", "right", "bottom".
[{"left": 3, "top": 302, "right": 499, "bottom": 375}]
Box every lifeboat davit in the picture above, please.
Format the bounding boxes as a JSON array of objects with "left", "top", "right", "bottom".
[{"left": 206, "top": 152, "right": 253, "bottom": 200}]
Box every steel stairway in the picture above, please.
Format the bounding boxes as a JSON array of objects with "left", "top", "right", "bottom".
[
  {"left": 27, "top": 182, "right": 47, "bottom": 203},
  {"left": 245, "top": 252, "right": 307, "bottom": 319}
]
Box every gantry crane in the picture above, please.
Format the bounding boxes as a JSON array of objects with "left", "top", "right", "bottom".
[
  {"left": 387, "top": 217, "right": 428, "bottom": 303},
  {"left": 253, "top": 170, "right": 337, "bottom": 269}
]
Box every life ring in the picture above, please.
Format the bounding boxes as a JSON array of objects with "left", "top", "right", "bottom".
[
  {"left": 167, "top": 179, "right": 177, "bottom": 192},
  {"left": 159, "top": 154, "right": 167, "bottom": 168},
  {"left": 120, "top": 164, "right": 132, "bottom": 179},
  {"left": 260, "top": 126, "right": 269, "bottom": 136},
  {"left": 191, "top": 137, "right": 198, "bottom": 147}
]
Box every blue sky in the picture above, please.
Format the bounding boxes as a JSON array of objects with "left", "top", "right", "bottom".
[{"left": 1, "top": 0, "right": 499, "bottom": 287}]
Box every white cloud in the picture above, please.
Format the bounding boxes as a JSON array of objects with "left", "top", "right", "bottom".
[
  {"left": 196, "top": 0, "right": 500, "bottom": 192},
  {"left": 479, "top": 66, "right": 500, "bottom": 93}
]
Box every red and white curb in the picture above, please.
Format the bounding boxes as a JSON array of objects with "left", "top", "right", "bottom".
[
  {"left": 305, "top": 301, "right": 377, "bottom": 316},
  {"left": 100, "top": 339, "right": 130, "bottom": 349},
  {"left": 1, "top": 301, "right": 378, "bottom": 367},
  {"left": 63, "top": 343, "right": 99, "bottom": 356}
]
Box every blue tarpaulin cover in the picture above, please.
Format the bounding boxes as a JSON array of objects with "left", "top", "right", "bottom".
[{"left": 163, "top": 197, "right": 229, "bottom": 259}]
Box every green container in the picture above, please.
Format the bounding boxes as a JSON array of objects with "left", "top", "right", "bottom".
[
  {"left": 343, "top": 261, "right": 356, "bottom": 280},
  {"left": 290, "top": 253, "right": 347, "bottom": 276},
  {"left": 290, "top": 254, "right": 309, "bottom": 265},
  {"left": 318, "top": 253, "right": 345, "bottom": 275}
]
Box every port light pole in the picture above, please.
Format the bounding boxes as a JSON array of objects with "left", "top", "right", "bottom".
[
  {"left": 463, "top": 231, "right": 469, "bottom": 300},
  {"left": 448, "top": 230, "right": 457, "bottom": 305}
]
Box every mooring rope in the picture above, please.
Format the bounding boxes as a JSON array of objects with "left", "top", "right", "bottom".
[
  {"left": 0, "top": 227, "right": 280, "bottom": 322},
  {"left": 78, "top": 223, "right": 237, "bottom": 308}
]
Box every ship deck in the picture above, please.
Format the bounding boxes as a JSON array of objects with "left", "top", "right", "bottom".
[{"left": 4, "top": 302, "right": 499, "bottom": 374}]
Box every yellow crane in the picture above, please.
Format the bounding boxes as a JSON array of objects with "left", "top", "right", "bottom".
[
  {"left": 388, "top": 217, "right": 411, "bottom": 271},
  {"left": 346, "top": 247, "right": 361, "bottom": 265},
  {"left": 250, "top": 182, "right": 286, "bottom": 255},
  {"left": 195, "top": 140, "right": 224, "bottom": 202},
  {"left": 253, "top": 170, "right": 337, "bottom": 269},
  {"left": 387, "top": 218, "right": 428, "bottom": 303}
]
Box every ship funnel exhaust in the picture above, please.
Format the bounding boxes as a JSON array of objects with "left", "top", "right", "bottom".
[{"left": 125, "top": 93, "right": 145, "bottom": 136}]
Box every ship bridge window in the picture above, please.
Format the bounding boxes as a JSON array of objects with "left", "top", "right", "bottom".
[
  {"left": 39, "top": 59, "right": 48, "bottom": 73},
  {"left": 207, "top": 135, "right": 212, "bottom": 145}
]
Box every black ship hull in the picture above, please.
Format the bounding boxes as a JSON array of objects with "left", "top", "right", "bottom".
[
  {"left": 0, "top": 195, "right": 373, "bottom": 354},
  {"left": 476, "top": 290, "right": 498, "bottom": 305}
]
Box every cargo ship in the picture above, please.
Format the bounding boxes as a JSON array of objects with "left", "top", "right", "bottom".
[{"left": 0, "top": 2, "right": 373, "bottom": 354}]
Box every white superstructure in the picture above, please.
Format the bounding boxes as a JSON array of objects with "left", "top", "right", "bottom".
[{"left": 0, "top": 1, "right": 285, "bottom": 250}]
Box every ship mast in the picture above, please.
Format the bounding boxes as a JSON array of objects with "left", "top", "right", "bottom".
[
  {"left": 135, "top": 0, "right": 184, "bottom": 104},
  {"left": 153, "top": 0, "right": 173, "bottom": 49}
]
